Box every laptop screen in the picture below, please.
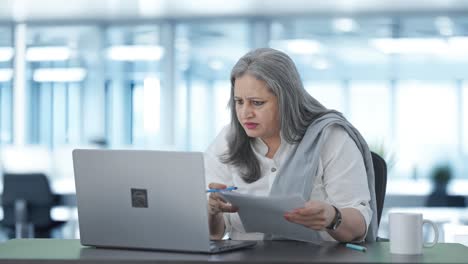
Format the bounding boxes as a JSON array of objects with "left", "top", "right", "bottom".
[{"left": 73, "top": 149, "right": 213, "bottom": 252}]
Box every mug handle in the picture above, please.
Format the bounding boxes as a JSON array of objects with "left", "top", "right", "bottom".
[{"left": 422, "top": 219, "right": 439, "bottom": 248}]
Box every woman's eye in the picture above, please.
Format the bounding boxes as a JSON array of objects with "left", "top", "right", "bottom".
[
  {"left": 253, "top": 101, "right": 265, "bottom": 106},
  {"left": 235, "top": 99, "right": 243, "bottom": 105}
]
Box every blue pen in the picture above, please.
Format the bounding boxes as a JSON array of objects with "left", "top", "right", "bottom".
[
  {"left": 346, "top": 243, "right": 367, "bottom": 252},
  {"left": 206, "top": 186, "right": 238, "bottom": 193}
]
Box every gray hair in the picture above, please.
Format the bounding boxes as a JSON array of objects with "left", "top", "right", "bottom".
[{"left": 222, "top": 48, "right": 333, "bottom": 183}]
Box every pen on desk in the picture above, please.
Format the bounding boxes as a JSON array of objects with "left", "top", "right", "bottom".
[
  {"left": 206, "top": 186, "right": 238, "bottom": 193},
  {"left": 346, "top": 243, "right": 367, "bottom": 252}
]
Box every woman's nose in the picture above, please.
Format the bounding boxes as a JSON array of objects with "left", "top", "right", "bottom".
[{"left": 240, "top": 105, "right": 254, "bottom": 118}]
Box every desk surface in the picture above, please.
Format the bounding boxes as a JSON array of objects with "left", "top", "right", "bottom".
[{"left": 0, "top": 239, "right": 467, "bottom": 264}]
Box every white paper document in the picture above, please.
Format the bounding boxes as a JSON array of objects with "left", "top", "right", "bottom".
[{"left": 221, "top": 192, "right": 321, "bottom": 242}]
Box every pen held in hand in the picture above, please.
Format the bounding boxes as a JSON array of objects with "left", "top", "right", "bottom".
[{"left": 206, "top": 186, "right": 238, "bottom": 193}]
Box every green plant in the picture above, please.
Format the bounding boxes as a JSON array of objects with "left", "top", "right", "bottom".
[{"left": 431, "top": 164, "right": 452, "bottom": 185}]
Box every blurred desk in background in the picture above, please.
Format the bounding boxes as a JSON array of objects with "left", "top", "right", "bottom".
[{"left": 385, "top": 207, "right": 468, "bottom": 224}]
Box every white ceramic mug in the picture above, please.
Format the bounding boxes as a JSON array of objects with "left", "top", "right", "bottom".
[{"left": 389, "top": 212, "right": 439, "bottom": 255}]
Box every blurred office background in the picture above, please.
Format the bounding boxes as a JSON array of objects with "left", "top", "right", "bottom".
[{"left": 0, "top": 0, "right": 468, "bottom": 243}]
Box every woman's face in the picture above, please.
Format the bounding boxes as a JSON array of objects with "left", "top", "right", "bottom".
[{"left": 234, "top": 74, "right": 280, "bottom": 141}]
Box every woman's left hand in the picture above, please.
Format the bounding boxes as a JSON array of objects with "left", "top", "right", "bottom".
[{"left": 284, "top": 200, "right": 336, "bottom": 230}]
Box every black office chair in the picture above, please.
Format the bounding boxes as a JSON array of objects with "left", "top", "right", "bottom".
[
  {"left": 0, "top": 172, "right": 66, "bottom": 238},
  {"left": 371, "top": 152, "right": 387, "bottom": 227}
]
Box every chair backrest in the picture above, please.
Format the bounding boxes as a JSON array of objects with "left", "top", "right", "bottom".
[
  {"left": 1, "top": 172, "right": 55, "bottom": 228},
  {"left": 371, "top": 152, "right": 387, "bottom": 227}
]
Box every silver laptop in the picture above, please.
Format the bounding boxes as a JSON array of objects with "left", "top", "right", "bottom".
[{"left": 72, "top": 149, "right": 256, "bottom": 253}]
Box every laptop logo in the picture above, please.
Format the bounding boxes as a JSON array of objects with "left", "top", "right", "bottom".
[{"left": 131, "top": 188, "right": 148, "bottom": 208}]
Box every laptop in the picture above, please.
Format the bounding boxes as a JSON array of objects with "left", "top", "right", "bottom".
[{"left": 72, "top": 149, "right": 256, "bottom": 253}]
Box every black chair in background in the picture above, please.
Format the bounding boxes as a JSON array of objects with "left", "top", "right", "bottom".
[
  {"left": 0, "top": 172, "right": 66, "bottom": 238},
  {"left": 371, "top": 152, "right": 387, "bottom": 227}
]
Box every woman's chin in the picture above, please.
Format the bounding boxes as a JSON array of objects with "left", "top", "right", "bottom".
[{"left": 244, "top": 130, "right": 260, "bottom": 138}]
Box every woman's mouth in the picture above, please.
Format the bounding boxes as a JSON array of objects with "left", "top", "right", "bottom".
[{"left": 244, "top": 122, "right": 258, "bottom": 129}]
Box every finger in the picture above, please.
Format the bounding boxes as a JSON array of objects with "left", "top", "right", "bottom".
[
  {"left": 219, "top": 202, "right": 238, "bottom": 213},
  {"left": 285, "top": 216, "right": 327, "bottom": 230},
  {"left": 211, "top": 201, "right": 236, "bottom": 213},
  {"left": 285, "top": 210, "right": 326, "bottom": 222},
  {"left": 209, "top": 195, "right": 227, "bottom": 208},
  {"left": 301, "top": 202, "right": 325, "bottom": 214},
  {"left": 288, "top": 207, "right": 323, "bottom": 217},
  {"left": 208, "top": 198, "right": 221, "bottom": 213},
  {"left": 209, "top": 193, "right": 228, "bottom": 203},
  {"left": 208, "top": 182, "right": 228, "bottom": 190},
  {"left": 209, "top": 197, "right": 237, "bottom": 213},
  {"left": 295, "top": 207, "right": 324, "bottom": 216},
  {"left": 208, "top": 203, "right": 221, "bottom": 215},
  {"left": 287, "top": 213, "right": 327, "bottom": 223}
]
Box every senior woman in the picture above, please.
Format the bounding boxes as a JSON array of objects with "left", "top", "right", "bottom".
[{"left": 204, "top": 48, "right": 377, "bottom": 243}]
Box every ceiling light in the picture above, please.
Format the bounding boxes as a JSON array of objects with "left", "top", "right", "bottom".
[
  {"left": 33, "top": 68, "right": 86, "bottom": 82},
  {"left": 333, "top": 18, "right": 358, "bottom": 33},
  {"left": 370, "top": 38, "right": 447, "bottom": 54},
  {"left": 26, "top": 46, "right": 71, "bottom": 61},
  {"left": 0, "top": 68, "right": 13, "bottom": 82},
  {"left": 0, "top": 47, "right": 14, "bottom": 62},
  {"left": 107, "top": 45, "right": 164, "bottom": 61}
]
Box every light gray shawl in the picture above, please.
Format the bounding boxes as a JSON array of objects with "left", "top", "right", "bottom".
[{"left": 266, "top": 112, "right": 378, "bottom": 242}]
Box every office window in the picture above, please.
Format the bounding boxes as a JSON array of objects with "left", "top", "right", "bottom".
[
  {"left": 214, "top": 80, "right": 231, "bottom": 133},
  {"left": 270, "top": 17, "right": 392, "bottom": 117},
  {"left": 395, "top": 81, "right": 458, "bottom": 179},
  {"left": 270, "top": 16, "right": 468, "bottom": 184},
  {"left": 349, "top": 82, "right": 391, "bottom": 146},
  {"left": 175, "top": 21, "right": 250, "bottom": 151},
  {"left": 189, "top": 81, "right": 212, "bottom": 151},
  {"left": 0, "top": 26, "right": 13, "bottom": 144},
  {"left": 0, "top": 81, "right": 12, "bottom": 144},
  {"left": 463, "top": 82, "right": 468, "bottom": 156},
  {"left": 30, "top": 82, "right": 83, "bottom": 146},
  {"left": 26, "top": 25, "right": 100, "bottom": 148},
  {"left": 106, "top": 25, "right": 164, "bottom": 148},
  {"left": 305, "top": 82, "right": 345, "bottom": 114},
  {"left": 5, "top": 16, "right": 467, "bottom": 186},
  {"left": 131, "top": 78, "right": 161, "bottom": 147}
]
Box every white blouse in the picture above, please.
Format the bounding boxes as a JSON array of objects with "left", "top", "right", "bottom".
[{"left": 204, "top": 125, "right": 372, "bottom": 241}]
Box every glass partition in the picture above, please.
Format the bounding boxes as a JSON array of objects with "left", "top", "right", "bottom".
[
  {"left": 26, "top": 25, "right": 100, "bottom": 148},
  {"left": 2, "top": 15, "right": 467, "bottom": 181},
  {"left": 0, "top": 26, "right": 13, "bottom": 144},
  {"left": 105, "top": 25, "right": 163, "bottom": 148},
  {"left": 349, "top": 81, "right": 391, "bottom": 146},
  {"left": 270, "top": 16, "right": 468, "bottom": 180},
  {"left": 174, "top": 21, "right": 250, "bottom": 151},
  {"left": 396, "top": 81, "right": 458, "bottom": 179},
  {"left": 463, "top": 82, "right": 468, "bottom": 156}
]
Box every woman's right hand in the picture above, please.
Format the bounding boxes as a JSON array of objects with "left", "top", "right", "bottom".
[{"left": 207, "top": 182, "right": 238, "bottom": 216}]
